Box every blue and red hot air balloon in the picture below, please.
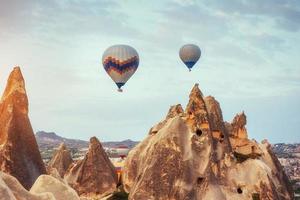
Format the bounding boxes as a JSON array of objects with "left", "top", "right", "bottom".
[
  {"left": 102, "top": 45, "right": 139, "bottom": 92},
  {"left": 179, "top": 44, "right": 201, "bottom": 71}
]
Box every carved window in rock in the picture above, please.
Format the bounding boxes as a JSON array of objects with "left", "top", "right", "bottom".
[{"left": 196, "top": 129, "right": 203, "bottom": 136}]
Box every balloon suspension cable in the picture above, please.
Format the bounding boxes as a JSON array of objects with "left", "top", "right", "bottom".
[
  {"left": 189, "top": 68, "right": 191, "bottom": 72},
  {"left": 118, "top": 88, "right": 123, "bottom": 92}
]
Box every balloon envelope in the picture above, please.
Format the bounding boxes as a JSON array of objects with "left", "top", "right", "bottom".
[
  {"left": 179, "top": 44, "right": 201, "bottom": 71},
  {"left": 102, "top": 45, "right": 139, "bottom": 91}
]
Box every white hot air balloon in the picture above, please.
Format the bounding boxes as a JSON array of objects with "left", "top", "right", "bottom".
[{"left": 102, "top": 45, "right": 139, "bottom": 92}]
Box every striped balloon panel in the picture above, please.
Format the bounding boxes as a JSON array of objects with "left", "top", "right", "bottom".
[
  {"left": 105, "top": 65, "right": 137, "bottom": 84},
  {"left": 103, "top": 56, "right": 139, "bottom": 75}
]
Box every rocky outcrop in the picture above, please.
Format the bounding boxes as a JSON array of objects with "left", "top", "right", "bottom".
[
  {"left": 227, "top": 112, "right": 263, "bottom": 161},
  {"left": 30, "top": 175, "right": 80, "bottom": 200},
  {"left": 0, "top": 172, "right": 55, "bottom": 200},
  {"left": 123, "top": 83, "right": 294, "bottom": 200},
  {"left": 48, "top": 143, "right": 73, "bottom": 177},
  {"left": 47, "top": 168, "right": 65, "bottom": 183},
  {"left": 64, "top": 137, "right": 118, "bottom": 198},
  {"left": 0, "top": 67, "right": 46, "bottom": 190},
  {"left": 1, "top": 171, "right": 80, "bottom": 200}
]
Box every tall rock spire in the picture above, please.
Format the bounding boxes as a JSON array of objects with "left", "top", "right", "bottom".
[
  {"left": 185, "top": 83, "right": 206, "bottom": 117},
  {"left": 0, "top": 67, "right": 46, "bottom": 190},
  {"left": 48, "top": 143, "right": 73, "bottom": 177},
  {"left": 64, "top": 137, "right": 118, "bottom": 199},
  {"left": 1, "top": 66, "right": 27, "bottom": 103}
]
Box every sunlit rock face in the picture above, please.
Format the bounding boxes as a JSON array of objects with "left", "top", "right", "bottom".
[
  {"left": 48, "top": 143, "right": 73, "bottom": 177},
  {"left": 0, "top": 67, "right": 46, "bottom": 190},
  {"left": 64, "top": 137, "right": 118, "bottom": 199},
  {"left": 30, "top": 175, "right": 80, "bottom": 200},
  {"left": 0, "top": 172, "right": 55, "bottom": 200},
  {"left": 123, "top": 84, "right": 294, "bottom": 200}
]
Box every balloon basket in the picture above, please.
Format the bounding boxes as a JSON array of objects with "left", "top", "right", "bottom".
[{"left": 118, "top": 88, "right": 123, "bottom": 92}]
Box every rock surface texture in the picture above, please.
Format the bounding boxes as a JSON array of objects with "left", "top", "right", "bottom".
[
  {"left": 123, "top": 84, "right": 294, "bottom": 200},
  {"left": 0, "top": 67, "right": 46, "bottom": 190},
  {"left": 30, "top": 175, "right": 80, "bottom": 200},
  {"left": 0, "top": 172, "right": 55, "bottom": 200},
  {"left": 64, "top": 137, "right": 118, "bottom": 199},
  {"left": 48, "top": 143, "right": 73, "bottom": 177}
]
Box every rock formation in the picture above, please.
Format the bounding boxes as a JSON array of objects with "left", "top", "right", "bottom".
[
  {"left": 64, "top": 137, "right": 118, "bottom": 198},
  {"left": 1, "top": 171, "right": 80, "bottom": 200},
  {"left": 0, "top": 67, "right": 46, "bottom": 190},
  {"left": 123, "top": 84, "right": 294, "bottom": 200},
  {"left": 47, "top": 167, "right": 66, "bottom": 183},
  {"left": 0, "top": 172, "right": 55, "bottom": 200},
  {"left": 30, "top": 175, "right": 80, "bottom": 200},
  {"left": 48, "top": 143, "right": 73, "bottom": 177}
]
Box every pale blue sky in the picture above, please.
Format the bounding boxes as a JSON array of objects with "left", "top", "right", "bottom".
[{"left": 0, "top": 0, "right": 299, "bottom": 143}]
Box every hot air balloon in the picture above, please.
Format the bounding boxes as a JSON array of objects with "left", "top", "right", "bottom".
[
  {"left": 102, "top": 45, "right": 139, "bottom": 92},
  {"left": 179, "top": 44, "right": 201, "bottom": 71}
]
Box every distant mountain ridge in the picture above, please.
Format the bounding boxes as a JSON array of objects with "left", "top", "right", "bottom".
[{"left": 35, "top": 131, "right": 139, "bottom": 149}]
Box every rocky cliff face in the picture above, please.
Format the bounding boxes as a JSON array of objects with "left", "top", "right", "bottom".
[
  {"left": 123, "top": 84, "right": 294, "bottom": 200},
  {"left": 64, "top": 137, "right": 118, "bottom": 199},
  {"left": 0, "top": 67, "right": 46, "bottom": 190},
  {"left": 47, "top": 143, "right": 73, "bottom": 177}
]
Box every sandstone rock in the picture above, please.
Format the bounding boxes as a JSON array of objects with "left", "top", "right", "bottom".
[
  {"left": 149, "top": 104, "right": 184, "bottom": 135},
  {"left": 0, "top": 172, "right": 55, "bottom": 200},
  {"left": 48, "top": 143, "right": 73, "bottom": 177},
  {"left": 30, "top": 175, "right": 80, "bottom": 200},
  {"left": 64, "top": 137, "right": 118, "bottom": 198},
  {"left": 185, "top": 83, "right": 209, "bottom": 129},
  {"left": 230, "top": 112, "right": 248, "bottom": 139},
  {"left": 204, "top": 95, "right": 232, "bottom": 162},
  {"left": 122, "top": 83, "right": 294, "bottom": 200},
  {"left": 0, "top": 175, "right": 16, "bottom": 200},
  {"left": 124, "top": 117, "right": 203, "bottom": 199},
  {"left": 166, "top": 104, "right": 184, "bottom": 119},
  {"left": 259, "top": 140, "right": 294, "bottom": 198},
  {"left": 123, "top": 84, "right": 214, "bottom": 199},
  {"left": 227, "top": 112, "right": 263, "bottom": 159},
  {"left": 0, "top": 67, "right": 46, "bottom": 190},
  {"left": 47, "top": 168, "right": 66, "bottom": 183}
]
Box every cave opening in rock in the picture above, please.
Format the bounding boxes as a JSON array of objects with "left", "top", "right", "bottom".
[
  {"left": 196, "top": 129, "right": 202, "bottom": 136},
  {"left": 237, "top": 187, "right": 243, "bottom": 194},
  {"left": 197, "top": 177, "right": 204, "bottom": 185},
  {"left": 219, "top": 133, "right": 224, "bottom": 143},
  {"left": 234, "top": 152, "right": 249, "bottom": 163}
]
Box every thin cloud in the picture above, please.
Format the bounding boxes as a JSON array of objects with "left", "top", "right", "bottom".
[{"left": 206, "top": 0, "right": 300, "bottom": 32}]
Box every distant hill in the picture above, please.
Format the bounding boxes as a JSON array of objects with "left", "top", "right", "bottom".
[
  {"left": 35, "top": 131, "right": 89, "bottom": 149},
  {"left": 272, "top": 143, "right": 300, "bottom": 158},
  {"left": 35, "top": 131, "right": 139, "bottom": 149}
]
